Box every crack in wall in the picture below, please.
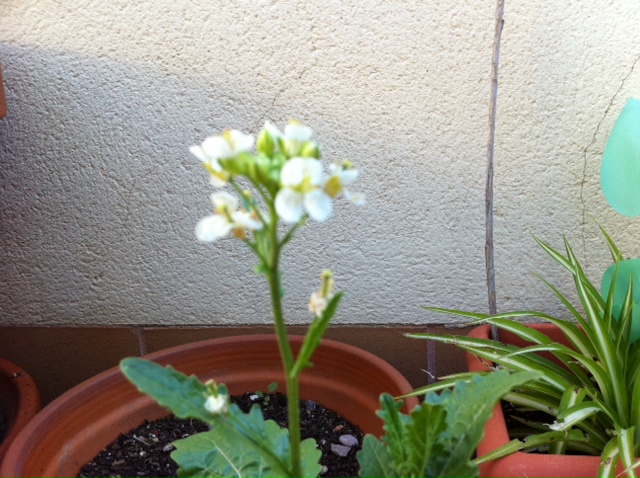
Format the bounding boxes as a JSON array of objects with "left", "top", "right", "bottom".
[
  {"left": 579, "top": 52, "right": 640, "bottom": 261},
  {"left": 252, "top": 67, "right": 310, "bottom": 132}
]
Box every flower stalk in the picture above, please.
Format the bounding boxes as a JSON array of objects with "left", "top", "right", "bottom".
[{"left": 122, "top": 120, "right": 363, "bottom": 478}]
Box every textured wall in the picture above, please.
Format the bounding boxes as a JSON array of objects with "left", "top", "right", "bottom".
[{"left": 0, "top": 0, "right": 639, "bottom": 327}]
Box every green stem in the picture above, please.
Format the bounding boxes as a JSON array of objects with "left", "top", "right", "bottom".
[{"left": 266, "top": 203, "right": 302, "bottom": 478}]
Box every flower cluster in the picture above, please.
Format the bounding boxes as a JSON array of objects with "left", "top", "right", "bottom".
[
  {"left": 123, "top": 118, "right": 364, "bottom": 478},
  {"left": 192, "top": 121, "right": 364, "bottom": 242}
]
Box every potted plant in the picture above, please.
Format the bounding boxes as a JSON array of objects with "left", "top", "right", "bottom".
[
  {"left": 408, "top": 228, "right": 640, "bottom": 477},
  {"left": 2, "top": 120, "right": 418, "bottom": 478},
  {"left": 0, "top": 357, "right": 40, "bottom": 465},
  {"left": 1, "top": 334, "right": 415, "bottom": 477},
  {"left": 406, "top": 97, "right": 640, "bottom": 478}
]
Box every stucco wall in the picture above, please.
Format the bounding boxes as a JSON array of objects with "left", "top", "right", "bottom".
[{"left": 1, "top": 0, "right": 639, "bottom": 327}]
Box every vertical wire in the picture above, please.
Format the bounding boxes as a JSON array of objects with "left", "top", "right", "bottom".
[{"left": 487, "top": 0, "right": 505, "bottom": 341}]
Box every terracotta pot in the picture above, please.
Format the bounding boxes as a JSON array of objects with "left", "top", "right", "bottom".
[
  {"left": 468, "top": 323, "right": 610, "bottom": 478},
  {"left": 0, "top": 358, "right": 40, "bottom": 465},
  {"left": 1, "top": 334, "right": 418, "bottom": 477}
]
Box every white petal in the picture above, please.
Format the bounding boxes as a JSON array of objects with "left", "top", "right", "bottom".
[
  {"left": 233, "top": 210, "right": 263, "bottom": 230},
  {"left": 208, "top": 174, "right": 228, "bottom": 188},
  {"left": 305, "top": 159, "right": 324, "bottom": 186},
  {"left": 204, "top": 394, "right": 228, "bottom": 414},
  {"left": 202, "top": 136, "right": 233, "bottom": 160},
  {"left": 275, "top": 188, "right": 305, "bottom": 223},
  {"left": 304, "top": 189, "right": 333, "bottom": 222},
  {"left": 344, "top": 190, "right": 366, "bottom": 206},
  {"left": 338, "top": 169, "right": 359, "bottom": 186},
  {"left": 328, "top": 164, "right": 358, "bottom": 186},
  {"left": 263, "top": 121, "right": 283, "bottom": 139},
  {"left": 281, "top": 157, "right": 323, "bottom": 187},
  {"left": 309, "top": 292, "right": 328, "bottom": 316},
  {"left": 228, "top": 130, "right": 254, "bottom": 153},
  {"left": 195, "top": 215, "right": 233, "bottom": 242},
  {"left": 210, "top": 191, "right": 238, "bottom": 211},
  {"left": 190, "top": 145, "right": 209, "bottom": 164},
  {"left": 284, "top": 123, "right": 313, "bottom": 141},
  {"left": 280, "top": 157, "right": 306, "bottom": 186}
]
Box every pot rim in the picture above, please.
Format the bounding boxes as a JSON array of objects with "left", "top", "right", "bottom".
[
  {"left": 1, "top": 334, "right": 417, "bottom": 477},
  {"left": 0, "top": 357, "right": 40, "bottom": 463}
]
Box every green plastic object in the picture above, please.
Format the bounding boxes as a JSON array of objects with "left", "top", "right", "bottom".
[
  {"left": 601, "top": 258, "right": 640, "bottom": 343},
  {"left": 601, "top": 97, "right": 640, "bottom": 217}
]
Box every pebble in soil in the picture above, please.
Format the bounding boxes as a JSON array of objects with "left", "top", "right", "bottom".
[{"left": 78, "top": 392, "right": 363, "bottom": 478}]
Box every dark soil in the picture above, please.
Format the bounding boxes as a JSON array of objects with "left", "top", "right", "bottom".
[{"left": 78, "top": 392, "right": 363, "bottom": 478}]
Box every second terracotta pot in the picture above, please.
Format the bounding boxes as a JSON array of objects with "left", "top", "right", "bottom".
[
  {"left": 468, "top": 324, "right": 611, "bottom": 478},
  {"left": 2, "top": 334, "right": 418, "bottom": 477},
  {"left": 0, "top": 357, "right": 40, "bottom": 465}
]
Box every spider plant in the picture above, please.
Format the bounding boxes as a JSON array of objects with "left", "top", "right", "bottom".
[{"left": 406, "top": 227, "right": 640, "bottom": 477}]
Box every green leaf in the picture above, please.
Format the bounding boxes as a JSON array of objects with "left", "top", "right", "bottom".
[
  {"left": 120, "top": 357, "right": 217, "bottom": 424},
  {"left": 427, "top": 371, "right": 541, "bottom": 477},
  {"left": 361, "top": 372, "right": 542, "bottom": 477},
  {"left": 474, "top": 429, "right": 588, "bottom": 464},
  {"left": 405, "top": 401, "right": 447, "bottom": 477},
  {"left": 595, "top": 221, "right": 624, "bottom": 263},
  {"left": 357, "top": 435, "right": 396, "bottom": 478},
  {"left": 602, "top": 258, "right": 640, "bottom": 343},
  {"left": 172, "top": 404, "right": 321, "bottom": 478},
  {"left": 556, "top": 402, "right": 603, "bottom": 429},
  {"left": 616, "top": 426, "right": 638, "bottom": 478},
  {"left": 376, "top": 394, "right": 411, "bottom": 467},
  {"left": 293, "top": 292, "right": 343, "bottom": 376}
]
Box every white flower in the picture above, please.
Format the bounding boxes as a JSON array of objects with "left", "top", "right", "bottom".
[
  {"left": 309, "top": 292, "right": 329, "bottom": 316},
  {"left": 204, "top": 394, "right": 228, "bottom": 414},
  {"left": 191, "top": 130, "right": 254, "bottom": 187},
  {"left": 264, "top": 120, "right": 313, "bottom": 142},
  {"left": 275, "top": 157, "right": 332, "bottom": 223},
  {"left": 195, "top": 191, "right": 263, "bottom": 242},
  {"left": 324, "top": 163, "right": 365, "bottom": 205},
  {"left": 263, "top": 120, "right": 316, "bottom": 158},
  {"left": 344, "top": 190, "right": 366, "bottom": 206},
  {"left": 284, "top": 122, "right": 313, "bottom": 142},
  {"left": 309, "top": 270, "right": 335, "bottom": 317},
  {"left": 548, "top": 421, "right": 564, "bottom": 431}
]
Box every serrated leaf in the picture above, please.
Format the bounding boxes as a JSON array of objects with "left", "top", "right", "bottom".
[
  {"left": 376, "top": 393, "right": 411, "bottom": 465},
  {"left": 120, "top": 357, "right": 216, "bottom": 424},
  {"left": 173, "top": 403, "right": 321, "bottom": 478},
  {"left": 426, "top": 370, "right": 541, "bottom": 477},
  {"left": 405, "top": 401, "right": 447, "bottom": 477},
  {"left": 357, "top": 435, "right": 397, "bottom": 478},
  {"left": 360, "top": 372, "right": 540, "bottom": 478}
]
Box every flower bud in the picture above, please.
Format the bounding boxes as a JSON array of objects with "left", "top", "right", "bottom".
[
  {"left": 256, "top": 129, "right": 275, "bottom": 157},
  {"left": 309, "top": 270, "right": 335, "bottom": 317},
  {"left": 204, "top": 394, "right": 228, "bottom": 414},
  {"left": 203, "top": 379, "right": 229, "bottom": 414},
  {"left": 299, "top": 141, "right": 320, "bottom": 159}
]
